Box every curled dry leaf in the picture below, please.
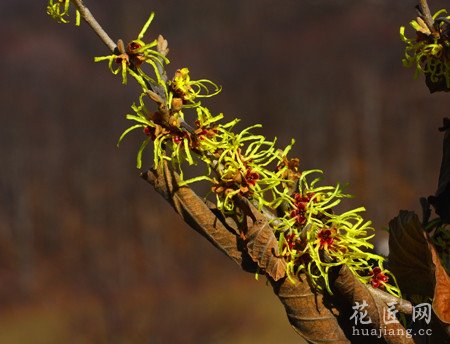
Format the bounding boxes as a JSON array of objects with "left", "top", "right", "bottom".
[
  {"left": 429, "top": 242, "right": 450, "bottom": 324},
  {"left": 235, "top": 196, "right": 286, "bottom": 281},
  {"left": 141, "top": 162, "right": 249, "bottom": 268},
  {"left": 366, "top": 286, "right": 413, "bottom": 315},
  {"left": 388, "top": 211, "right": 435, "bottom": 296},
  {"left": 271, "top": 275, "right": 349, "bottom": 344},
  {"left": 333, "top": 265, "right": 414, "bottom": 344},
  {"left": 245, "top": 217, "right": 286, "bottom": 281}
]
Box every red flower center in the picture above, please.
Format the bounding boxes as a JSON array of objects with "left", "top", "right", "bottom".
[
  {"left": 369, "top": 267, "right": 389, "bottom": 288},
  {"left": 172, "top": 135, "right": 183, "bottom": 144},
  {"left": 318, "top": 229, "right": 334, "bottom": 248},
  {"left": 128, "top": 42, "right": 141, "bottom": 51},
  {"left": 245, "top": 169, "right": 259, "bottom": 186}
]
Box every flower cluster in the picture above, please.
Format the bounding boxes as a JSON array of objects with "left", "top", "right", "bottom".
[
  {"left": 94, "top": 13, "right": 170, "bottom": 95},
  {"left": 400, "top": 9, "right": 450, "bottom": 91},
  {"left": 290, "top": 192, "right": 316, "bottom": 226},
  {"left": 274, "top": 170, "right": 399, "bottom": 294},
  {"left": 46, "top": 0, "right": 80, "bottom": 26},
  {"left": 169, "top": 68, "right": 221, "bottom": 107},
  {"left": 48, "top": 10, "right": 401, "bottom": 297}
]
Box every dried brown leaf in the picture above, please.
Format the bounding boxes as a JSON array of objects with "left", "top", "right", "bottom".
[
  {"left": 334, "top": 265, "right": 414, "bottom": 344},
  {"left": 367, "top": 287, "right": 413, "bottom": 315},
  {"left": 272, "top": 275, "right": 349, "bottom": 343},
  {"left": 429, "top": 242, "right": 450, "bottom": 324},
  {"left": 233, "top": 197, "right": 286, "bottom": 281},
  {"left": 245, "top": 217, "right": 286, "bottom": 281},
  {"left": 142, "top": 163, "right": 250, "bottom": 268},
  {"left": 388, "top": 211, "right": 435, "bottom": 296}
]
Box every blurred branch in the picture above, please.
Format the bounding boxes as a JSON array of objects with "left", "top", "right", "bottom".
[{"left": 71, "top": 0, "right": 117, "bottom": 52}]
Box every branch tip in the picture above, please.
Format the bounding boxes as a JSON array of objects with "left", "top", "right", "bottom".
[{"left": 70, "top": 0, "right": 117, "bottom": 52}]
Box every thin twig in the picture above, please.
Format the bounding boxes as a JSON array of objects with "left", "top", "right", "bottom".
[
  {"left": 66, "top": 0, "right": 289, "bottom": 223},
  {"left": 419, "top": 0, "right": 436, "bottom": 34},
  {"left": 71, "top": 0, "right": 116, "bottom": 52}
]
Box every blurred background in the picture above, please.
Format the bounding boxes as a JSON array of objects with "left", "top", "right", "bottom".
[{"left": 1, "top": 0, "right": 449, "bottom": 342}]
